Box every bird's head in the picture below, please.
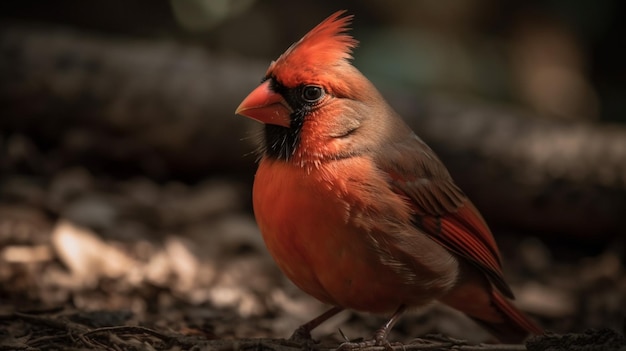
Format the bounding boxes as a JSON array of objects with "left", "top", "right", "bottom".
[{"left": 236, "top": 11, "right": 393, "bottom": 164}]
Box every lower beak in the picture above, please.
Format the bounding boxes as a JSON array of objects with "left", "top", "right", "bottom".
[{"left": 235, "top": 80, "right": 292, "bottom": 127}]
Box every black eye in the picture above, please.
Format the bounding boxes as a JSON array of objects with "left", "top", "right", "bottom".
[{"left": 301, "top": 85, "right": 324, "bottom": 103}]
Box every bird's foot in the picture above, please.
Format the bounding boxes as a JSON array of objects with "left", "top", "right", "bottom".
[
  {"left": 337, "top": 339, "right": 376, "bottom": 350},
  {"left": 288, "top": 306, "right": 344, "bottom": 344},
  {"left": 338, "top": 339, "right": 401, "bottom": 351},
  {"left": 288, "top": 325, "right": 320, "bottom": 351},
  {"left": 289, "top": 325, "right": 314, "bottom": 342},
  {"left": 338, "top": 306, "right": 406, "bottom": 350},
  {"left": 337, "top": 328, "right": 398, "bottom": 350}
]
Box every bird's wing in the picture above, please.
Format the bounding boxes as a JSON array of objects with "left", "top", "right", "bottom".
[{"left": 376, "top": 133, "right": 514, "bottom": 298}]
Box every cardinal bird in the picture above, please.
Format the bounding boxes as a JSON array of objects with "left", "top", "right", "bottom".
[{"left": 235, "top": 10, "right": 542, "bottom": 346}]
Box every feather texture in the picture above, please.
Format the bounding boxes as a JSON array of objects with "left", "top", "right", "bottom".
[{"left": 268, "top": 10, "right": 358, "bottom": 88}]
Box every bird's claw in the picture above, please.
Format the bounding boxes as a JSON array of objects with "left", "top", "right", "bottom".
[
  {"left": 337, "top": 330, "right": 394, "bottom": 350},
  {"left": 337, "top": 339, "right": 376, "bottom": 351},
  {"left": 338, "top": 339, "right": 400, "bottom": 351},
  {"left": 289, "top": 326, "right": 315, "bottom": 343}
]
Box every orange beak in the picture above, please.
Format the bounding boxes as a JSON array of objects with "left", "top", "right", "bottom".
[{"left": 235, "top": 81, "right": 293, "bottom": 127}]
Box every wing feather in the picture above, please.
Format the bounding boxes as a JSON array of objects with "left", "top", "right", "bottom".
[{"left": 377, "top": 133, "right": 514, "bottom": 298}]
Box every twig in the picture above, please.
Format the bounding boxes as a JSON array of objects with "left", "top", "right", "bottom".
[
  {"left": 8, "top": 311, "right": 532, "bottom": 350},
  {"left": 82, "top": 325, "right": 175, "bottom": 341},
  {"left": 180, "top": 337, "right": 529, "bottom": 351},
  {"left": 13, "top": 311, "right": 90, "bottom": 334}
]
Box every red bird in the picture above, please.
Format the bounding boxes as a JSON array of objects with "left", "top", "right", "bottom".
[{"left": 236, "top": 11, "right": 542, "bottom": 346}]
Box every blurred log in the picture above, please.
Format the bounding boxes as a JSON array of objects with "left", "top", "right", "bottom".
[
  {"left": 1, "top": 23, "right": 625, "bottom": 238},
  {"left": 0, "top": 22, "right": 265, "bottom": 177},
  {"left": 392, "top": 94, "right": 626, "bottom": 239}
]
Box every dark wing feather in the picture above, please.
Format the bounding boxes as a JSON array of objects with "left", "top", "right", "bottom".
[{"left": 376, "top": 132, "right": 514, "bottom": 298}]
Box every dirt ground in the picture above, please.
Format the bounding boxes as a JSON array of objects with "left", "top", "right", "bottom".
[{"left": 0, "top": 168, "right": 624, "bottom": 350}]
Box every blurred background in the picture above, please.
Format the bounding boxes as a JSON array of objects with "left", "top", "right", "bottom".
[{"left": 0, "top": 0, "right": 624, "bottom": 348}]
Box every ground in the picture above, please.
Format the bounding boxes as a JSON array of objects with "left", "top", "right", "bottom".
[{"left": 0, "top": 168, "right": 623, "bottom": 350}]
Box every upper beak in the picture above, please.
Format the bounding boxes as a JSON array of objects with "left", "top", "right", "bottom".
[{"left": 235, "top": 80, "right": 292, "bottom": 127}]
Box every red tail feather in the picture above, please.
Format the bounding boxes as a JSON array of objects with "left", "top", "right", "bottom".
[{"left": 472, "top": 290, "right": 543, "bottom": 343}]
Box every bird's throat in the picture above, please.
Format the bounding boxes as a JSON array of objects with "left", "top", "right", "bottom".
[{"left": 262, "top": 124, "right": 302, "bottom": 161}]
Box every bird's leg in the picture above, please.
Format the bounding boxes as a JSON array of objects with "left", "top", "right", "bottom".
[
  {"left": 372, "top": 305, "right": 406, "bottom": 345},
  {"left": 339, "top": 305, "right": 407, "bottom": 350},
  {"left": 289, "top": 306, "right": 344, "bottom": 341}
]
